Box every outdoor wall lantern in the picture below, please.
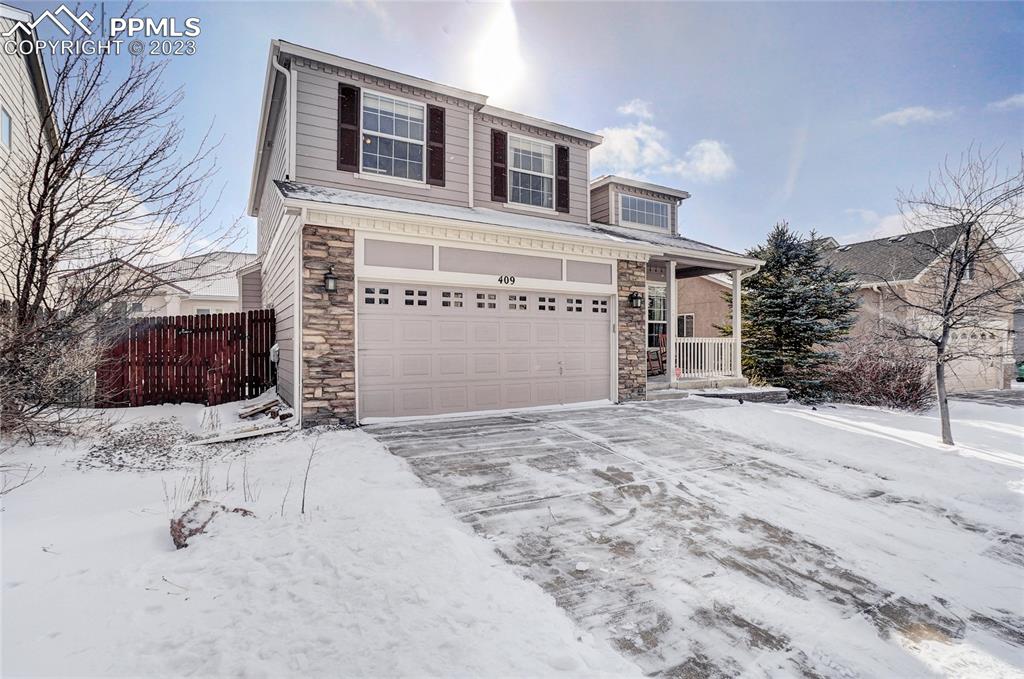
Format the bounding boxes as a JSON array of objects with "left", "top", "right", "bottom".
[
  {"left": 628, "top": 291, "right": 644, "bottom": 309},
  {"left": 323, "top": 266, "right": 338, "bottom": 293}
]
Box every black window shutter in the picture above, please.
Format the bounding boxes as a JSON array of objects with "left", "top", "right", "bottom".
[
  {"left": 491, "top": 129, "right": 508, "bottom": 203},
  {"left": 426, "top": 105, "right": 445, "bottom": 186},
  {"left": 555, "top": 145, "right": 570, "bottom": 213},
  {"left": 337, "top": 84, "right": 360, "bottom": 172}
]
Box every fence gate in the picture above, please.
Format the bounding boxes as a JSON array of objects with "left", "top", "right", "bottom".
[{"left": 96, "top": 309, "right": 275, "bottom": 408}]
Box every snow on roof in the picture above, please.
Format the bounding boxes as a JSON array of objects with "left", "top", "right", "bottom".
[
  {"left": 149, "top": 252, "right": 258, "bottom": 299},
  {"left": 276, "top": 180, "right": 650, "bottom": 244},
  {"left": 275, "top": 181, "right": 748, "bottom": 261},
  {"left": 589, "top": 175, "right": 690, "bottom": 200},
  {"left": 590, "top": 223, "right": 744, "bottom": 259}
]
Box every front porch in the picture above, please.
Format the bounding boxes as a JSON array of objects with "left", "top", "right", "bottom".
[{"left": 644, "top": 258, "right": 748, "bottom": 392}]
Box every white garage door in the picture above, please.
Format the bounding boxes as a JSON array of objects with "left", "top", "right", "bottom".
[{"left": 357, "top": 282, "right": 613, "bottom": 419}]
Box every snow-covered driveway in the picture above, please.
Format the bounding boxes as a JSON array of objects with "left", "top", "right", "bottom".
[{"left": 367, "top": 399, "right": 1024, "bottom": 678}]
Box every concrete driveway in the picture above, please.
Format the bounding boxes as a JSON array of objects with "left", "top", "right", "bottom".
[
  {"left": 952, "top": 388, "right": 1024, "bottom": 408},
  {"left": 366, "top": 400, "right": 1024, "bottom": 677}
]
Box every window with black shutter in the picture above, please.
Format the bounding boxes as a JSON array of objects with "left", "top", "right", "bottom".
[
  {"left": 491, "top": 129, "right": 507, "bottom": 202},
  {"left": 555, "top": 144, "right": 570, "bottom": 213},
  {"left": 426, "top": 105, "right": 445, "bottom": 186},
  {"left": 337, "top": 84, "right": 361, "bottom": 172}
]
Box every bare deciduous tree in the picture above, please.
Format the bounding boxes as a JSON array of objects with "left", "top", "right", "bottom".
[
  {"left": 0, "top": 17, "right": 239, "bottom": 441},
  {"left": 878, "top": 148, "right": 1024, "bottom": 445}
]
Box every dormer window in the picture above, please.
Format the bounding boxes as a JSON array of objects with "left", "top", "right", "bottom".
[
  {"left": 361, "top": 91, "right": 425, "bottom": 182},
  {"left": 508, "top": 135, "right": 554, "bottom": 209},
  {"left": 621, "top": 195, "right": 670, "bottom": 229}
]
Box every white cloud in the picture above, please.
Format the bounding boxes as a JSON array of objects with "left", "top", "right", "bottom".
[
  {"left": 839, "top": 208, "right": 907, "bottom": 242},
  {"left": 592, "top": 102, "right": 735, "bottom": 183},
  {"left": 616, "top": 98, "right": 654, "bottom": 119},
  {"left": 987, "top": 93, "right": 1024, "bottom": 112},
  {"left": 873, "top": 106, "right": 953, "bottom": 126}
]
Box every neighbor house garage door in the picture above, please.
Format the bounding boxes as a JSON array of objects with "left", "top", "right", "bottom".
[{"left": 357, "top": 282, "right": 612, "bottom": 419}]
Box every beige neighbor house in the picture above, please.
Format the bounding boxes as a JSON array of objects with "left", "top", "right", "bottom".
[
  {"left": 245, "top": 40, "right": 761, "bottom": 426},
  {"left": 0, "top": 3, "right": 57, "bottom": 309},
  {"left": 675, "top": 273, "right": 733, "bottom": 339},
  {"left": 131, "top": 251, "right": 259, "bottom": 317},
  {"left": 824, "top": 226, "right": 1020, "bottom": 392}
]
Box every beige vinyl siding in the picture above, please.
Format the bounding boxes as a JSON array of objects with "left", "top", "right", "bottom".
[
  {"left": 256, "top": 95, "right": 289, "bottom": 257},
  {"left": 261, "top": 213, "right": 300, "bottom": 405},
  {"left": 0, "top": 19, "right": 45, "bottom": 282},
  {"left": 590, "top": 185, "right": 611, "bottom": 224},
  {"left": 253, "top": 64, "right": 297, "bottom": 404},
  {"left": 292, "top": 59, "right": 472, "bottom": 207},
  {"left": 473, "top": 113, "right": 591, "bottom": 223},
  {"left": 238, "top": 268, "right": 263, "bottom": 311}
]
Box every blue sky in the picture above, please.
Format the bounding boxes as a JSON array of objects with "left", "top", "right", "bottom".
[{"left": 21, "top": 1, "right": 1024, "bottom": 254}]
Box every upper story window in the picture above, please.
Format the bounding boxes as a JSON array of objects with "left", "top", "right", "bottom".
[
  {"left": 509, "top": 135, "right": 554, "bottom": 209},
  {"left": 621, "top": 195, "right": 670, "bottom": 229},
  {"left": 1, "top": 109, "right": 11, "bottom": 149},
  {"left": 361, "top": 91, "right": 425, "bottom": 182}
]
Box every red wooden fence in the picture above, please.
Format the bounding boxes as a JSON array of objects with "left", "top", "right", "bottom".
[{"left": 96, "top": 309, "right": 275, "bottom": 408}]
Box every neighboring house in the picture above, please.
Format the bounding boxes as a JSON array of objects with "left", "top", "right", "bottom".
[
  {"left": 675, "top": 273, "right": 732, "bottom": 339},
  {"left": 824, "top": 225, "right": 1020, "bottom": 392},
  {"left": 0, "top": 3, "right": 58, "bottom": 308},
  {"left": 137, "top": 251, "right": 258, "bottom": 316},
  {"left": 247, "top": 41, "right": 760, "bottom": 426}
]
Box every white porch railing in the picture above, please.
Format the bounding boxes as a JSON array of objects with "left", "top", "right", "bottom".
[{"left": 674, "top": 338, "right": 737, "bottom": 379}]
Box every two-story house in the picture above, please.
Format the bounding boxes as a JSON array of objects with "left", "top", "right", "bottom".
[
  {"left": 245, "top": 40, "right": 760, "bottom": 426},
  {"left": 824, "top": 225, "right": 1021, "bottom": 392}
]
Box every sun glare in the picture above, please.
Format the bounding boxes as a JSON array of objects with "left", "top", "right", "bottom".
[{"left": 468, "top": 0, "right": 527, "bottom": 105}]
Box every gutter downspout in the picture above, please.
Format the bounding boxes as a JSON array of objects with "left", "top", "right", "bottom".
[
  {"left": 732, "top": 263, "right": 761, "bottom": 379},
  {"left": 294, "top": 206, "right": 307, "bottom": 426},
  {"left": 271, "top": 54, "right": 296, "bottom": 180},
  {"left": 467, "top": 111, "right": 475, "bottom": 208}
]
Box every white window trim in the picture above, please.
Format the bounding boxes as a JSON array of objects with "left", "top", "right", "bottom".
[
  {"left": 507, "top": 132, "right": 556, "bottom": 210},
  {"left": 646, "top": 282, "right": 668, "bottom": 347},
  {"left": 0, "top": 107, "right": 10, "bottom": 150},
  {"left": 352, "top": 172, "right": 431, "bottom": 189},
  {"left": 360, "top": 88, "right": 427, "bottom": 185},
  {"left": 678, "top": 312, "right": 695, "bottom": 337},
  {"left": 619, "top": 194, "right": 671, "bottom": 230}
]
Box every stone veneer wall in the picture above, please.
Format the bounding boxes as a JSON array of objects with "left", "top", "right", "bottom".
[
  {"left": 301, "top": 225, "right": 356, "bottom": 427},
  {"left": 617, "top": 260, "right": 647, "bottom": 402}
]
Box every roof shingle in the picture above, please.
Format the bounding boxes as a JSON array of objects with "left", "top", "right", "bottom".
[{"left": 824, "top": 224, "right": 966, "bottom": 283}]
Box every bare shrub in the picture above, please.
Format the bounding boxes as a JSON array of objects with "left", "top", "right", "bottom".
[{"left": 824, "top": 335, "right": 935, "bottom": 411}]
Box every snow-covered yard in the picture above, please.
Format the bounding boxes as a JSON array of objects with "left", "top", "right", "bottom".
[
  {"left": 2, "top": 395, "right": 1022, "bottom": 678},
  {"left": 1, "top": 401, "right": 638, "bottom": 678},
  {"left": 368, "top": 398, "right": 1024, "bottom": 678}
]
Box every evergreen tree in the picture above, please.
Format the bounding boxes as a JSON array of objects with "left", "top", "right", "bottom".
[{"left": 724, "top": 222, "right": 858, "bottom": 398}]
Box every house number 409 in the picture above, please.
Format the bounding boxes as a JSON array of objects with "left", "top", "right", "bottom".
[{"left": 497, "top": 275, "right": 516, "bottom": 285}]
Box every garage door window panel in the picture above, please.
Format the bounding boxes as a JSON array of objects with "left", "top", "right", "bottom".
[
  {"left": 364, "top": 286, "right": 391, "bottom": 306},
  {"left": 404, "top": 288, "right": 429, "bottom": 308}
]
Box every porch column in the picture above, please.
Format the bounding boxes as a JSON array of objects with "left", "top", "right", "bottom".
[
  {"left": 667, "top": 260, "right": 677, "bottom": 385},
  {"left": 732, "top": 269, "right": 742, "bottom": 378}
]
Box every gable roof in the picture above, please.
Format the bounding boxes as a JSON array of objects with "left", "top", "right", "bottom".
[
  {"left": 589, "top": 175, "right": 691, "bottom": 201},
  {"left": 823, "top": 224, "right": 966, "bottom": 283}
]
